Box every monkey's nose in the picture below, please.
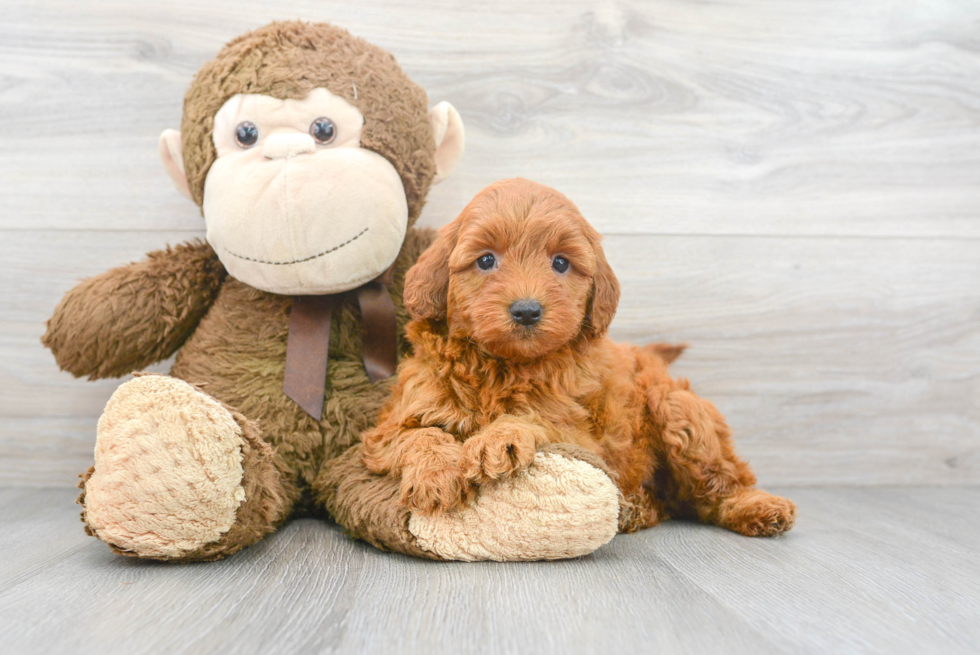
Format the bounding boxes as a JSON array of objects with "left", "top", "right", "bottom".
[
  {"left": 262, "top": 133, "right": 316, "bottom": 159},
  {"left": 510, "top": 299, "right": 543, "bottom": 327}
]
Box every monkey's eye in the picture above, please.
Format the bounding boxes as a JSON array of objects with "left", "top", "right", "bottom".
[
  {"left": 552, "top": 256, "right": 570, "bottom": 273},
  {"left": 235, "top": 121, "right": 259, "bottom": 148},
  {"left": 476, "top": 254, "right": 496, "bottom": 271},
  {"left": 310, "top": 117, "right": 337, "bottom": 144}
]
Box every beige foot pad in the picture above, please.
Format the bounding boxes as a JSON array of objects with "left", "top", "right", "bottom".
[
  {"left": 407, "top": 452, "right": 620, "bottom": 561},
  {"left": 83, "top": 375, "right": 247, "bottom": 558}
]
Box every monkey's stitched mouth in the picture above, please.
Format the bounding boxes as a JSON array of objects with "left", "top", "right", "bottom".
[{"left": 222, "top": 227, "right": 369, "bottom": 265}]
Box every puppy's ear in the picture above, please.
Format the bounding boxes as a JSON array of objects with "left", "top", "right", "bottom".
[
  {"left": 583, "top": 239, "right": 620, "bottom": 338},
  {"left": 405, "top": 219, "right": 461, "bottom": 320}
]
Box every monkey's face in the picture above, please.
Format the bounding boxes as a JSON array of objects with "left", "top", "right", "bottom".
[
  {"left": 192, "top": 88, "right": 406, "bottom": 295},
  {"left": 160, "top": 22, "right": 465, "bottom": 296}
]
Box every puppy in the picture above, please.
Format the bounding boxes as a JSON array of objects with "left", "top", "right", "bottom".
[{"left": 362, "top": 178, "right": 796, "bottom": 537}]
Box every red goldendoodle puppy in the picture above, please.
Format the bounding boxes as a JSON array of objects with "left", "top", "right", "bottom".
[{"left": 363, "top": 178, "right": 796, "bottom": 537}]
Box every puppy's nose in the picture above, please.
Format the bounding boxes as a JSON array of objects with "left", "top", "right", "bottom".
[{"left": 510, "top": 299, "right": 543, "bottom": 327}]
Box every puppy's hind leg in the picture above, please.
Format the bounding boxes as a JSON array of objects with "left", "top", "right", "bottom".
[{"left": 648, "top": 384, "right": 797, "bottom": 537}]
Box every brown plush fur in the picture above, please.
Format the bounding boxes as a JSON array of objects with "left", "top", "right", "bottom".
[
  {"left": 362, "top": 179, "right": 797, "bottom": 537},
  {"left": 42, "top": 241, "right": 227, "bottom": 379},
  {"left": 42, "top": 21, "right": 451, "bottom": 560},
  {"left": 313, "top": 444, "right": 442, "bottom": 560},
  {"left": 48, "top": 229, "right": 436, "bottom": 559},
  {"left": 181, "top": 21, "right": 435, "bottom": 222}
]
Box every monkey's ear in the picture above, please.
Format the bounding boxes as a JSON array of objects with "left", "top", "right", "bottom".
[
  {"left": 404, "top": 218, "right": 462, "bottom": 320},
  {"left": 158, "top": 129, "right": 192, "bottom": 200},
  {"left": 429, "top": 102, "right": 465, "bottom": 185}
]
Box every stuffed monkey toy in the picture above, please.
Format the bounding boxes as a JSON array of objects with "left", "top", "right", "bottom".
[{"left": 42, "top": 21, "right": 623, "bottom": 562}]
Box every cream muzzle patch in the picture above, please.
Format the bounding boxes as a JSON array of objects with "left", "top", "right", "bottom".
[{"left": 204, "top": 88, "right": 408, "bottom": 295}]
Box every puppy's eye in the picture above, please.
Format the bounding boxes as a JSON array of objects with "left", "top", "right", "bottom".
[
  {"left": 552, "top": 256, "right": 570, "bottom": 273},
  {"left": 310, "top": 117, "right": 336, "bottom": 144},
  {"left": 235, "top": 121, "right": 259, "bottom": 148},
  {"left": 476, "top": 254, "right": 496, "bottom": 271}
]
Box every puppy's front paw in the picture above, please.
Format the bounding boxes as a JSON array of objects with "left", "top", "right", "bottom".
[
  {"left": 459, "top": 421, "right": 541, "bottom": 483},
  {"left": 400, "top": 462, "right": 469, "bottom": 515}
]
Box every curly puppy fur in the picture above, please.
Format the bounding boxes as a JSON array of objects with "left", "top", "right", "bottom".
[{"left": 362, "top": 178, "right": 797, "bottom": 537}]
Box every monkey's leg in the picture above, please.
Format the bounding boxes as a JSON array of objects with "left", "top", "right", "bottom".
[
  {"left": 78, "top": 375, "right": 292, "bottom": 561},
  {"left": 315, "top": 443, "right": 622, "bottom": 561},
  {"left": 650, "top": 387, "right": 797, "bottom": 537}
]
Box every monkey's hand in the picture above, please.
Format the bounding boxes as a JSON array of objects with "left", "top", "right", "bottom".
[{"left": 42, "top": 240, "right": 226, "bottom": 379}]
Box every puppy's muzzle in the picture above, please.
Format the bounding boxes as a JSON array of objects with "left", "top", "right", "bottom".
[{"left": 510, "top": 299, "right": 542, "bottom": 327}]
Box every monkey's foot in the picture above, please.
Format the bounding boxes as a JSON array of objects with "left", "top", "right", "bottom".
[
  {"left": 80, "top": 375, "right": 252, "bottom": 559},
  {"left": 408, "top": 444, "right": 620, "bottom": 561}
]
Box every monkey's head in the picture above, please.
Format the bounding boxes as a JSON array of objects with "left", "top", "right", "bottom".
[{"left": 159, "top": 21, "right": 464, "bottom": 295}]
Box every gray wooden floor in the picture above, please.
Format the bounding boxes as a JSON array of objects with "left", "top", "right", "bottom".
[{"left": 1, "top": 486, "right": 977, "bottom": 655}]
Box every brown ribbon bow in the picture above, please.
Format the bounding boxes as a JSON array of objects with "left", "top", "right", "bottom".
[{"left": 283, "top": 268, "right": 398, "bottom": 420}]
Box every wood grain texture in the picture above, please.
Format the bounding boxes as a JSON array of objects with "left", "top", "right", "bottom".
[
  {"left": 1, "top": 0, "right": 979, "bottom": 486},
  {"left": 3, "top": 230, "right": 979, "bottom": 486},
  {"left": 3, "top": 0, "right": 980, "bottom": 238},
  {"left": 1, "top": 486, "right": 978, "bottom": 655}
]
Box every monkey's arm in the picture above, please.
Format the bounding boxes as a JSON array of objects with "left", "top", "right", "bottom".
[{"left": 42, "top": 240, "right": 226, "bottom": 379}]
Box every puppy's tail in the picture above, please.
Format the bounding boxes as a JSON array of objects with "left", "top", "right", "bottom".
[{"left": 643, "top": 342, "right": 687, "bottom": 365}]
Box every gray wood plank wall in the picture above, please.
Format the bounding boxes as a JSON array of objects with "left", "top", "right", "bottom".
[{"left": 1, "top": 0, "right": 978, "bottom": 487}]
